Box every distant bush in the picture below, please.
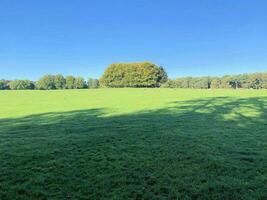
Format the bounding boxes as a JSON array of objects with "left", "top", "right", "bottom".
[
  {"left": 100, "top": 62, "right": 168, "bottom": 88},
  {"left": 88, "top": 78, "right": 99, "bottom": 89},
  {"left": 9, "top": 80, "right": 35, "bottom": 90}
]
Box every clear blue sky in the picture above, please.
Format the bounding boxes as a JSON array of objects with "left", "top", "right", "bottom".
[{"left": 1, "top": 0, "right": 267, "bottom": 80}]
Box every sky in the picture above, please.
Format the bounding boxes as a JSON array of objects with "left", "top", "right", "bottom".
[{"left": 0, "top": 0, "right": 267, "bottom": 80}]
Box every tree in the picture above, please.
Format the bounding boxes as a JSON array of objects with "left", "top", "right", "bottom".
[
  {"left": 75, "top": 77, "right": 86, "bottom": 89},
  {"left": 248, "top": 73, "right": 266, "bottom": 89},
  {"left": 157, "top": 67, "right": 168, "bottom": 86},
  {"left": 0, "top": 79, "right": 10, "bottom": 90},
  {"left": 65, "top": 76, "right": 76, "bottom": 89},
  {"left": 54, "top": 74, "right": 66, "bottom": 89},
  {"left": 262, "top": 73, "right": 267, "bottom": 89},
  {"left": 0, "top": 80, "right": 5, "bottom": 90},
  {"left": 88, "top": 78, "right": 100, "bottom": 89},
  {"left": 229, "top": 76, "right": 242, "bottom": 89},
  {"left": 210, "top": 78, "right": 221, "bottom": 89},
  {"left": 220, "top": 76, "right": 232, "bottom": 89},
  {"left": 238, "top": 74, "right": 250, "bottom": 89},
  {"left": 100, "top": 62, "right": 166, "bottom": 88},
  {"left": 36, "top": 74, "right": 55, "bottom": 90},
  {"left": 191, "top": 77, "right": 210, "bottom": 89},
  {"left": 9, "top": 80, "right": 35, "bottom": 90},
  {"left": 161, "top": 79, "right": 177, "bottom": 88},
  {"left": 181, "top": 77, "right": 193, "bottom": 88}
]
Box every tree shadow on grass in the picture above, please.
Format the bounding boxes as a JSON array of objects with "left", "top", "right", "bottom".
[{"left": 0, "top": 97, "right": 267, "bottom": 199}]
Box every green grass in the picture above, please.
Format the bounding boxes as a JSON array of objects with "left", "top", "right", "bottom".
[{"left": 1, "top": 89, "right": 267, "bottom": 199}]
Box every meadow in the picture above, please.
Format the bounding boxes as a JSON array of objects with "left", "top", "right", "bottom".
[{"left": 0, "top": 89, "right": 267, "bottom": 199}]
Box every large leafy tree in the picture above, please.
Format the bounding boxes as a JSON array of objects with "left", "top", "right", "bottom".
[
  {"left": 65, "top": 76, "right": 76, "bottom": 89},
  {"left": 36, "top": 74, "right": 55, "bottom": 90},
  {"left": 100, "top": 62, "right": 167, "bottom": 88},
  {"left": 75, "top": 77, "right": 86, "bottom": 89},
  {"left": 54, "top": 74, "right": 66, "bottom": 89}
]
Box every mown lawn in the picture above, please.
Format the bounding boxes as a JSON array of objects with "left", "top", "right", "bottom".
[{"left": 0, "top": 89, "right": 267, "bottom": 199}]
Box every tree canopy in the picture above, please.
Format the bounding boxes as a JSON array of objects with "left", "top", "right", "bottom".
[
  {"left": 75, "top": 77, "right": 86, "bottom": 89},
  {"left": 161, "top": 73, "right": 267, "bottom": 89},
  {"left": 65, "top": 76, "right": 76, "bottom": 89},
  {"left": 9, "top": 80, "right": 35, "bottom": 90},
  {"left": 36, "top": 75, "right": 55, "bottom": 90},
  {"left": 88, "top": 78, "right": 100, "bottom": 89},
  {"left": 100, "top": 62, "right": 168, "bottom": 88},
  {"left": 0, "top": 79, "right": 10, "bottom": 90},
  {"left": 54, "top": 74, "right": 66, "bottom": 89},
  {"left": 1, "top": 63, "right": 267, "bottom": 90}
]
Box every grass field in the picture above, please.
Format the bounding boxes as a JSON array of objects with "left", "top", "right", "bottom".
[{"left": 1, "top": 89, "right": 267, "bottom": 199}]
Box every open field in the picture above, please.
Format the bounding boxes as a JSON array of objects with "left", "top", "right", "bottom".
[{"left": 1, "top": 89, "right": 267, "bottom": 199}]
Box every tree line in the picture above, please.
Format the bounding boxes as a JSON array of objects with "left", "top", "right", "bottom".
[
  {"left": 0, "top": 62, "right": 167, "bottom": 90},
  {"left": 161, "top": 72, "right": 267, "bottom": 89},
  {"left": 0, "top": 75, "right": 99, "bottom": 90},
  {"left": 1, "top": 62, "right": 267, "bottom": 90}
]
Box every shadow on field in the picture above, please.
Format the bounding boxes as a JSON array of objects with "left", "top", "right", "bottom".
[{"left": 1, "top": 97, "right": 267, "bottom": 199}]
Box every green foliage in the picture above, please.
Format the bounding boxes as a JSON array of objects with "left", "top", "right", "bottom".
[
  {"left": 157, "top": 66, "right": 168, "bottom": 86},
  {"left": 1, "top": 66, "right": 267, "bottom": 90},
  {"left": 54, "top": 74, "right": 66, "bottom": 89},
  {"left": 0, "top": 79, "right": 10, "bottom": 90},
  {"left": 100, "top": 62, "right": 167, "bottom": 88},
  {"left": 161, "top": 79, "right": 180, "bottom": 88},
  {"left": 9, "top": 80, "right": 35, "bottom": 90},
  {"left": 210, "top": 78, "right": 221, "bottom": 89},
  {"left": 36, "top": 74, "right": 55, "bottom": 90},
  {"left": 65, "top": 76, "right": 76, "bottom": 89},
  {"left": 220, "top": 76, "right": 232, "bottom": 89},
  {"left": 162, "top": 73, "right": 267, "bottom": 89},
  {"left": 191, "top": 77, "right": 211, "bottom": 89},
  {"left": 75, "top": 77, "right": 86, "bottom": 89},
  {"left": 88, "top": 78, "right": 99, "bottom": 89}
]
